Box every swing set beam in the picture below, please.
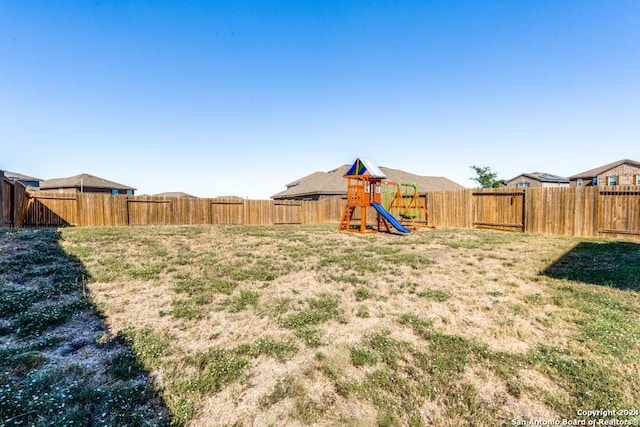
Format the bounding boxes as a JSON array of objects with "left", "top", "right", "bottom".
[{"left": 385, "top": 181, "right": 436, "bottom": 230}]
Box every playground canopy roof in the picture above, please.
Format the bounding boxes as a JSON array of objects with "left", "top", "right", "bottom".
[{"left": 345, "top": 159, "right": 386, "bottom": 179}]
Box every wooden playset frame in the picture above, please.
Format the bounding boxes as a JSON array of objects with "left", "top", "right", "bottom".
[
  {"left": 338, "top": 158, "right": 436, "bottom": 234},
  {"left": 385, "top": 181, "right": 436, "bottom": 231}
]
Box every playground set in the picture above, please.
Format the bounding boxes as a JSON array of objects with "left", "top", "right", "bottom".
[{"left": 338, "top": 158, "right": 436, "bottom": 234}]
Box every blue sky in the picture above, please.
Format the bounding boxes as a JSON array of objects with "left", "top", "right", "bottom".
[{"left": 1, "top": 1, "right": 639, "bottom": 198}]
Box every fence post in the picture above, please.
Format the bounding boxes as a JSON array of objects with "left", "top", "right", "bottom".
[
  {"left": 76, "top": 193, "right": 82, "bottom": 227},
  {"left": 0, "top": 171, "right": 5, "bottom": 228},
  {"left": 522, "top": 188, "right": 528, "bottom": 233},
  {"left": 13, "top": 182, "right": 26, "bottom": 228}
]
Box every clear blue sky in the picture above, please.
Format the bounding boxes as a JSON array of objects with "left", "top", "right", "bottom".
[{"left": 2, "top": 1, "right": 639, "bottom": 198}]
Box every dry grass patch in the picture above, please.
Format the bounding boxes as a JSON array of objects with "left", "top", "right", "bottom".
[{"left": 33, "top": 224, "right": 640, "bottom": 425}]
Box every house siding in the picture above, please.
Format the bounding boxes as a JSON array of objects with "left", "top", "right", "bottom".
[
  {"left": 570, "top": 178, "right": 595, "bottom": 187},
  {"left": 541, "top": 182, "right": 570, "bottom": 188},
  {"left": 44, "top": 187, "right": 132, "bottom": 195},
  {"left": 506, "top": 176, "right": 569, "bottom": 188},
  {"left": 506, "top": 177, "right": 543, "bottom": 188},
  {"left": 597, "top": 163, "right": 640, "bottom": 186}
]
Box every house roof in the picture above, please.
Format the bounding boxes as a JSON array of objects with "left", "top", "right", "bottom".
[
  {"left": 272, "top": 164, "right": 465, "bottom": 199},
  {"left": 569, "top": 159, "right": 640, "bottom": 179},
  {"left": 40, "top": 173, "right": 136, "bottom": 191},
  {"left": 507, "top": 172, "right": 569, "bottom": 184},
  {"left": 153, "top": 192, "right": 197, "bottom": 198},
  {"left": 2, "top": 170, "right": 43, "bottom": 182}
]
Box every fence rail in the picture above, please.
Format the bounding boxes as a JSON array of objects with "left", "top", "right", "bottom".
[{"left": 1, "top": 184, "right": 639, "bottom": 240}]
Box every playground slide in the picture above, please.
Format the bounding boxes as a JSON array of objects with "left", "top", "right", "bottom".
[{"left": 370, "top": 203, "right": 411, "bottom": 234}]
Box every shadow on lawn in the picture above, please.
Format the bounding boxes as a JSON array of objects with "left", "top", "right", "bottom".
[
  {"left": 542, "top": 240, "right": 640, "bottom": 291},
  {"left": 0, "top": 228, "right": 172, "bottom": 426}
]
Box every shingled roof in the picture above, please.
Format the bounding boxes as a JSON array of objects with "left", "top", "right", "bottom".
[
  {"left": 2, "top": 170, "right": 43, "bottom": 182},
  {"left": 271, "top": 164, "right": 465, "bottom": 200},
  {"left": 569, "top": 159, "right": 640, "bottom": 179},
  {"left": 507, "top": 172, "right": 569, "bottom": 184},
  {"left": 153, "top": 192, "right": 197, "bottom": 198},
  {"left": 40, "top": 173, "right": 136, "bottom": 191}
]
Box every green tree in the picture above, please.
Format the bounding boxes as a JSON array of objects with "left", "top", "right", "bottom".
[{"left": 469, "top": 165, "right": 502, "bottom": 188}]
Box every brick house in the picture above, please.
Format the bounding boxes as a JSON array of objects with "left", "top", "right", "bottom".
[
  {"left": 39, "top": 173, "right": 136, "bottom": 195},
  {"left": 505, "top": 172, "right": 569, "bottom": 188},
  {"left": 569, "top": 159, "right": 640, "bottom": 187}
]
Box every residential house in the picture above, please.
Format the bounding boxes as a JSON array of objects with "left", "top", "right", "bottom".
[
  {"left": 569, "top": 159, "right": 640, "bottom": 187},
  {"left": 272, "top": 164, "right": 465, "bottom": 200},
  {"left": 505, "top": 172, "right": 569, "bottom": 188},
  {"left": 39, "top": 173, "right": 136, "bottom": 195},
  {"left": 153, "top": 192, "right": 197, "bottom": 198},
  {"left": 2, "top": 170, "right": 42, "bottom": 189}
]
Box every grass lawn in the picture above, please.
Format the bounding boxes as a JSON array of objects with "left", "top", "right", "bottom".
[{"left": 1, "top": 224, "right": 639, "bottom": 426}]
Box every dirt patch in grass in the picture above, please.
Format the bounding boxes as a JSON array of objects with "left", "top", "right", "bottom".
[{"left": 12, "top": 224, "right": 633, "bottom": 426}]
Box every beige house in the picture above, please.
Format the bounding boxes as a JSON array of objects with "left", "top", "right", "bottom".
[
  {"left": 505, "top": 172, "right": 569, "bottom": 188},
  {"left": 569, "top": 159, "right": 640, "bottom": 187},
  {"left": 272, "top": 164, "right": 465, "bottom": 200},
  {"left": 40, "top": 173, "right": 136, "bottom": 195}
]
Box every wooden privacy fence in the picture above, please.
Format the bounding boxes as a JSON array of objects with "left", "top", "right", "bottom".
[
  {"left": 2, "top": 186, "right": 639, "bottom": 240},
  {"left": 22, "top": 193, "right": 342, "bottom": 227},
  {"left": 424, "top": 186, "right": 640, "bottom": 239},
  {"left": 0, "top": 172, "right": 29, "bottom": 228}
]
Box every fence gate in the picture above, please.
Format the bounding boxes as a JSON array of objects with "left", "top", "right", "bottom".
[
  {"left": 273, "top": 202, "right": 302, "bottom": 225},
  {"left": 210, "top": 200, "right": 244, "bottom": 224},
  {"left": 598, "top": 189, "right": 640, "bottom": 236},
  {"left": 472, "top": 190, "right": 525, "bottom": 231}
]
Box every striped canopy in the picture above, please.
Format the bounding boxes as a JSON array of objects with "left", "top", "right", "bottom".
[{"left": 345, "top": 158, "right": 387, "bottom": 179}]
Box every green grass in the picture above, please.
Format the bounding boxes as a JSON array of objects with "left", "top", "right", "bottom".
[
  {"left": 552, "top": 284, "right": 640, "bottom": 359},
  {"left": 182, "top": 348, "right": 250, "bottom": 393},
  {"left": 260, "top": 375, "right": 304, "bottom": 408},
  {"left": 13, "top": 297, "right": 90, "bottom": 337},
  {"left": 417, "top": 288, "right": 450, "bottom": 302},
  {"left": 5, "top": 224, "right": 639, "bottom": 426},
  {"left": 118, "top": 325, "right": 171, "bottom": 368},
  {"left": 354, "top": 286, "right": 372, "bottom": 301},
  {"left": 225, "top": 289, "right": 261, "bottom": 312},
  {"left": 543, "top": 241, "right": 640, "bottom": 290},
  {"left": 350, "top": 347, "right": 378, "bottom": 366},
  {"left": 235, "top": 337, "right": 298, "bottom": 362},
  {"left": 281, "top": 294, "right": 344, "bottom": 330},
  {"left": 0, "top": 229, "right": 169, "bottom": 427}
]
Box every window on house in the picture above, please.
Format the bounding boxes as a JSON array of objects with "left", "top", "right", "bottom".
[
  {"left": 126, "top": 190, "right": 133, "bottom": 195},
  {"left": 636, "top": 175, "right": 640, "bottom": 185},
  {"left": 58, "top": 188, "right": 64, "bottom": 193},
  {"left": 517, "top": 182, "right": 530, "bottom": 188},
  {"left": 607, "top": 176, "right": 617, "bottom": 186},
  {"left": 111, "top": 189, "right": 119, "bottom": 195},
  {"left": 592, "top": 177, "right": 598, "bottom": 186},
  {"left": 577, "top": 178, "right": 583, "bottom": 187}
]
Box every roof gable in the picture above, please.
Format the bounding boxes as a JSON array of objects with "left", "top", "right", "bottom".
[{"left": 507, "top": 172, "right": 569, "bottom": 183}]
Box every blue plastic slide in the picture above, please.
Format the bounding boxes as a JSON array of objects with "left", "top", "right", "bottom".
[{"left": 371, "top": 203, "right": 411, "bottom": 234}]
